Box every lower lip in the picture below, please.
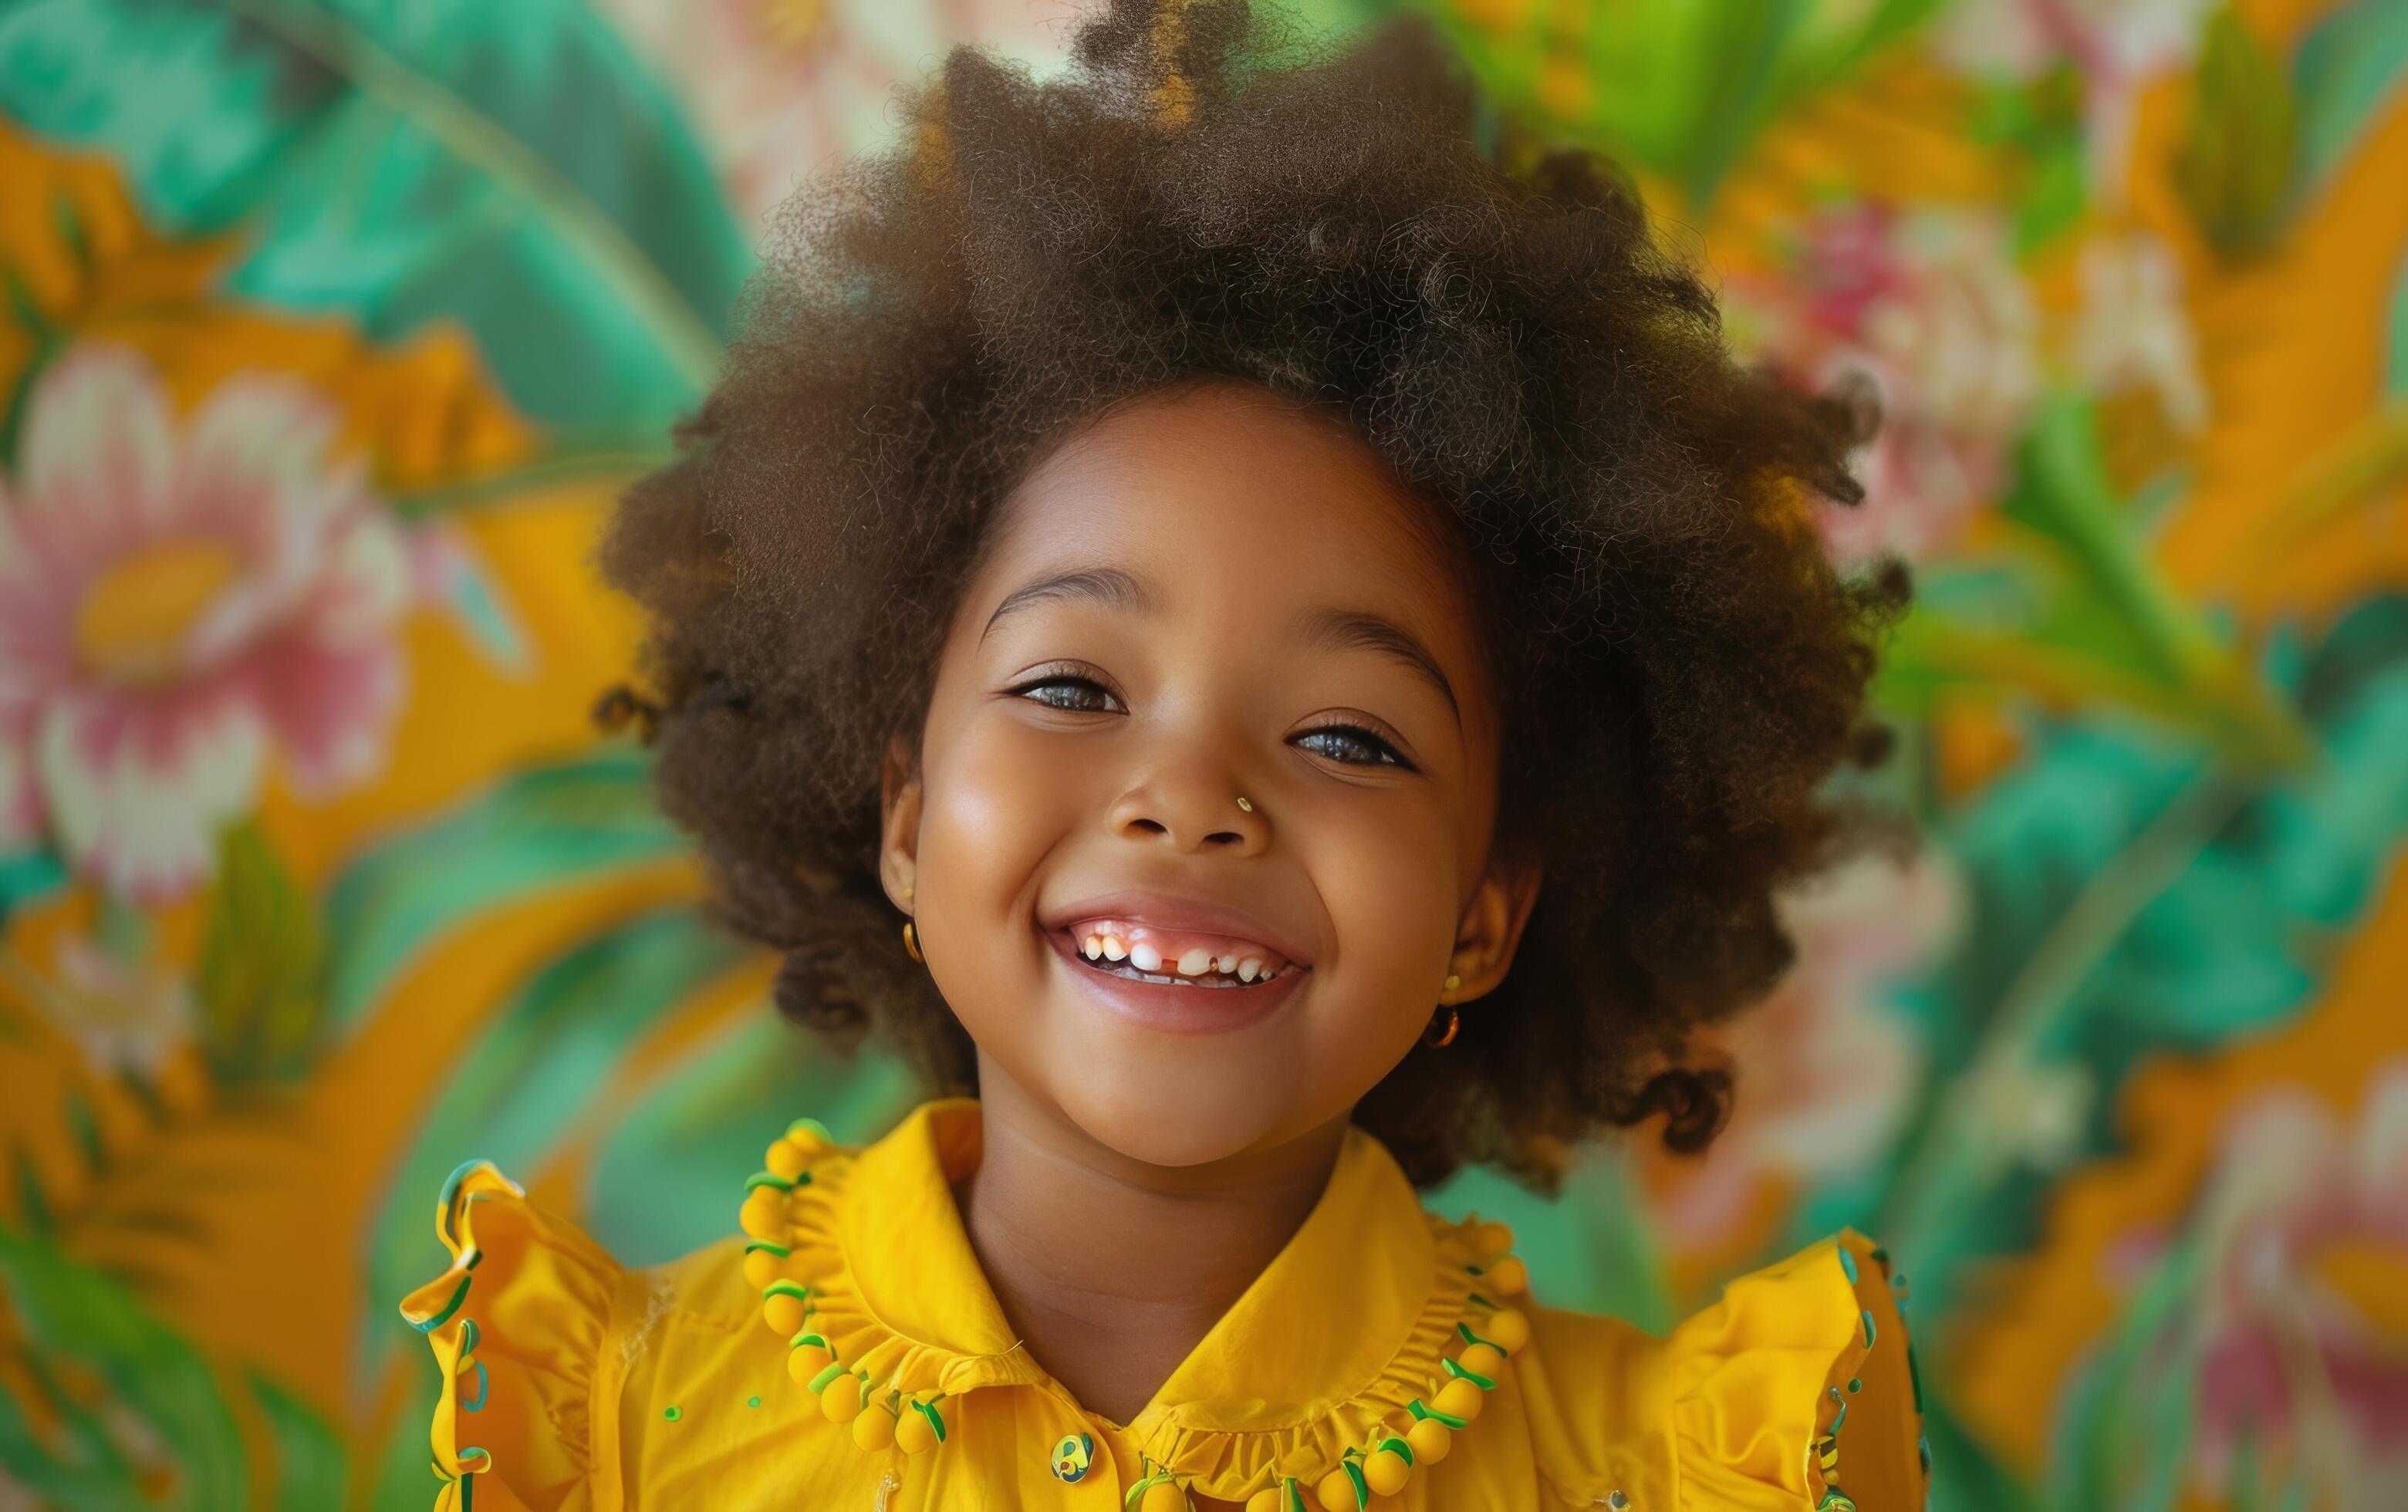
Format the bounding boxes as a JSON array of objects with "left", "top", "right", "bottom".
[{"left": 1043, "top": 925, "right": 1308, "bottom": 1036}]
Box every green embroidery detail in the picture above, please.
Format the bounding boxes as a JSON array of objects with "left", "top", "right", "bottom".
[
  {"left": 744, "top": 1172, "right": 795, "bottom": 1192},
  {"left": 663, "top": 1406, "right": 681, "bottom": 1421},
  {"left": 743, "top": 1240, "right": 791, "bottom": 1257},
  {"left": 1440, "top": 1355, "right": 1495, "bottom": 1390},
  {"left": 1340, "top": 1453, "right": 1370, "bottom": 1507},
  {"left": 409, "top": 1274, "right": 471, "bottom": 1334},
  {"left": 911, "top": 1396, "right": 948, "bottom": 1443},
  {"left": 1409, "top": 1396, "right": 1471, "bottom": 1429}
]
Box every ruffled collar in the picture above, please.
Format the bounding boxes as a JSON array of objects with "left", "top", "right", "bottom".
[{"left": 765, "top": 1095, "right": 1496, "bottom": 1495}]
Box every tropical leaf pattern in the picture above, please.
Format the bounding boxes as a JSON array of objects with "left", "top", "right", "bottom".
[{"left": 1, "top": 1, "right": 2402, "bottom": 1507}]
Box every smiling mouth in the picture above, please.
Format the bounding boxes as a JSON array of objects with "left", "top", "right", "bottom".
[{"left": 1051, "top": 929, "right": 1309, "bottom": 989}]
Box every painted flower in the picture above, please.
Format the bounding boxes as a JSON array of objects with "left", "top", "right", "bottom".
[
  {"left": 1932, "top": 0, "right": 2214, "bottom": 207},
  {"left": 39, "top": 930, "right": 198, "bottom": 1079},
  {"left": 596, "top": 0, "right": 1084, "bottom": 230},
  {"left": 1726, "top": 202, "right": 2042, "bottom": 566},
  {"left": 2166, "top": 1063, "right": 2408, "bottom": 1502},
  {"left": 2068, "top": 228, "right": 2210, "bottom": 434},
  {"left": 0, "top": 343, "right": 413, "bottom": 903},
  {"left": 1647, "top": 846, "right": 1964, "bottom": 1246}
]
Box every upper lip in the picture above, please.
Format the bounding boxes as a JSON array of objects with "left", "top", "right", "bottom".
[{"left": 1039, "top": 889, "right": 1315, "bottom": 967}]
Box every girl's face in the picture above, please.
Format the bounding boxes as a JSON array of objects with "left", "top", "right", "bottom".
[{"left": 881, "top": 379, "right": 1538, "bottom": 1167}]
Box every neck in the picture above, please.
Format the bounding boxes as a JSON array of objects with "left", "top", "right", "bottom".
[{"left": 951, "top": 1058, "right": 1350, "bottom": 1428}]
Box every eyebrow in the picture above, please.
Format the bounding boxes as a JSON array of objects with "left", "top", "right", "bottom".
[{"left": 980, "top": 564, "right": 1461, "bottom": 729}]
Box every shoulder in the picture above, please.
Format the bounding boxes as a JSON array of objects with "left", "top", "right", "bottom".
[
  {"left": 1513, "top": 1229, "right": 1928, "bottom": 1511},
  {"left": 398, "top": 1160, "right": 636, "bottom": 1510},
  {"left": 396, "top": 1147, "right": 817, "bottom": 1512}
]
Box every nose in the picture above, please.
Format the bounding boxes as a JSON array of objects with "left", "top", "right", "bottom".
[{"left": 1106, "top": 762, "right": 1270, "bottom": 854}]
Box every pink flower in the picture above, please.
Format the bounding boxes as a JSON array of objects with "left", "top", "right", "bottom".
[
  {"left": 2176, "top": 1065, "right": 2408, "bottom": 1502},
  {"left": 1726, "top": 203, "right": 2041, "bottom": 567},
  {"left": 1650, "top": 848, "right": 1964, "bottom": 1246},
  {"left": 597, "top": 0, "right": 1084, "bottom": 231},
  {"left": 0, "top": 343, "right": 412, "bottom": 903}
]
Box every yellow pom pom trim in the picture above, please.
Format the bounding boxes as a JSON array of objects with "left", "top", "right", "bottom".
[{"left": 735, "top": 1125, "right": 1530, "bottom": 1503}]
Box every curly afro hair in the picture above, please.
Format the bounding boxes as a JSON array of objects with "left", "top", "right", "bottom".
[{"left": 593, "top": 0, "right": 1913, "bottom": 1192}]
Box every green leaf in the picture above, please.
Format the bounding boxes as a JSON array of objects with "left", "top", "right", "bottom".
[
  {"left": 1295, "top": 0, "right": 1947, "bottom": 213},
  {"left": 2176, "top": 8, "right": 2302, "bottom": 262},
  {"left": 0, "top": 845, "right": 71, "bottom": 927},
  {"left": 0, "top": 1223, "right": 249, "bottom": 1507},
  {"left": 0, "top": 1323, "right": 141, "bottom": 1504},
  {"left": 1877, "top": 392, "right": 2315, "bottom": 769},
  {"left": 252, "top": 1370, "right": 346, "bottom": 1511},
  {"left": 2292, "top": 0, "right": 2408, "bottom": 194},
  {"left": 196, "top": 818, "right": 328, "bottom": 1083},
  {"left": 2013, "top": 133, "right": 2088, "bottom": 257},
  {"left": 319, "top": 749, "right": 684, "bottom": 1031},
  {"left": 2392, "top": 251, "right": 2408, "bottom": 398},
  {"left": 0, "top": 0, "right": 748, "bottom": 433},
  {"left": 2047, "top": 1237, "right": 2204, "bottom": 1510},
  {"left": 585, "top": 1014, "right": 920, "bottom": 1269},
  {"left": 1878, "top": 592, "right": 2408, "bottom": 1321}
]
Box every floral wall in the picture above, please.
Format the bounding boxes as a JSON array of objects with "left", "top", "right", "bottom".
[{"left": 1, "top": 1, "right": 2401, "bottom": 1507}]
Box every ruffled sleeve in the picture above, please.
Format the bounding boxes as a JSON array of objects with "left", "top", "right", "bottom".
[
  {"left": 398, "top": 1160, "right": 632, "bottom": 1512},
  {"left": 1660, "top": 1227, "right": 1928, "bottom": 1511}
]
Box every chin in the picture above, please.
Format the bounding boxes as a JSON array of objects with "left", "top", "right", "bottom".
[{"left": 1053, "top": 1072, "right": 1290, "bottom": 1169}]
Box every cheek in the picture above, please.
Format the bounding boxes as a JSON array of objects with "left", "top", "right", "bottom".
[
  {"left": 1308, "top": 799, "right": 1461, "bottom": 1027},
  {"left": 916, "top": 713, "right": 1073, "bottom": 929}
]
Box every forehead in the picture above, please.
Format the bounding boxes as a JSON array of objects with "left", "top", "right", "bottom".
[{"left": 978, "top": 381, "right": 1476, "bottom": 626}]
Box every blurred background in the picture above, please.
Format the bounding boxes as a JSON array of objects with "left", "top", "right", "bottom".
[{"left": 0, "top": 0, "right": 2401, "bottom": 1507}]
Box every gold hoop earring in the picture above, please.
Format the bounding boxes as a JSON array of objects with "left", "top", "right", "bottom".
[
  {"left": 902, "top": 919, "right": 924, "bottom": 963},
  {"left": 1423, "top": 1004, "right": 1459, "bottom": 1048}
]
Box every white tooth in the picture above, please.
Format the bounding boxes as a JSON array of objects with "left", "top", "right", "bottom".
[
  {"left": 1083, "top": 935, "right": 1103, "bottom": 959},
  {"left": 1238, "top": 957, "right": 1263, "bottom": 981},
  {"left": 1130, "top": 942, "right": 1162, "bottom": 973},
  {"left": 1176, "top": 948, "right": 1213, "bottom": 976},
  {"left": 1103, "top": 935, "right": 1128, "bottom": 960}
]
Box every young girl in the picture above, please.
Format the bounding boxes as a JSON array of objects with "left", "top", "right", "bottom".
[{"left": 400, "top": 1, "right": 1927, "bottom": 1507}]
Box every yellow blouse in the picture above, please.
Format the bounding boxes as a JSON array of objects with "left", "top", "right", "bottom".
[{"left": 400, "top": 1096, "right": 1929, "bottom": 1510}]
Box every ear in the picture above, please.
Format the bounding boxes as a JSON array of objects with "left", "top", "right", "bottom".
[
  {"left": 1443, "top": 857, "right": 1542, "bottom": 1004},
  {"left": 879, "top": 729, "right": 924, "bottom": 913}
]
